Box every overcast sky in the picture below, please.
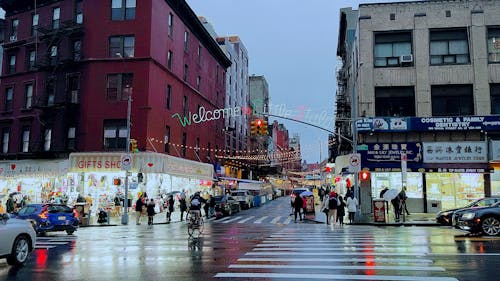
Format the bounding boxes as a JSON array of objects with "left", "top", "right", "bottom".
[{"left": 186, "top": 0, "right": 410, "bottom": 164}]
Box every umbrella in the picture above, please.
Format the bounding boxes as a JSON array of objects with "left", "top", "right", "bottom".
[
  {"left": 300, "top": 190, "right": 313, "bottom": 197},
  {"left": 383, "top": 188, "right": 399, "bottom": 201}
]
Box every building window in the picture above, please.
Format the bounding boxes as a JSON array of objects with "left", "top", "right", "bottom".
[
  {"left": 431, "top": 85, "right": 473, "bottom": 116},
  {"left": 216, "top": 91, "right": 219, "bottom": 107},
  {"left": 167, "top": 50, "right": 173, "bottom": 70},
  {"left": 53, "top": 7, "right": 60, "bottom": 30},
  {"left": 166, "top": 84, "right": 172, "bottom": 109},
  {"left": 104, "top": 120, "right": 127, "bottom": 149},
  {"left": 374, "top": 32, "right": 412, "bottom": 67},
  {"left": 25, "top": 84, "right": 33, "bottom": 109},
  {"left": 67, "top": 127, "right": 76, "bottom": 149},
  {"left": 111, "top": 0, "right": 136, "bottom": 21},
  {"left": 183, "top": 64, "right": 188, "bottom": 81},
  {"left": 182, "top": 132, "right": 187, "bottom": 157},
  {"left": 491, "top": 84, "right": 500, "bottom": 114},
  {"left": 182, "top": 96, "right": 188, "bottom": 116},
  {"left": 75, "top": 0, "right": 83, "bottom": 24},
  {"left": 46, "top": 79, "right": 56, "bottom": 106},
  {"left": 184, "top": 31, "right": 189, "bottom": 51},
  {"left": 73, "top": 40, "right": 82, "bottom": 61},
  {"left": 164, "top": 126, "right": 170, "bottom": 153},
  {"left": 21, "top": 126, "right": 30, "bottom": 153},
  {"left": 44, "top": 128, "right": 52, "bottom": 151},
  {"left": 196, "top": 76, "right": 201, "bottom": 91},
  {"left": 10, "top": 19, "right": 18, "bottom": 39},
  {"left": 31, "top": 14, "right": 38, "bottom": 36},
  {"left": 67, "top": 75, "right": 80, "bottom": 104},
  {"left": 110, "top": 35, "right": 135, "bottom": 58},
  {"left": 168, "top": 13, "right": 174, "bottom": 37},
  {"left": 375, "top": 87, "right": 415, "bottom": 117},
  {"left": 7, "top": 54, "right": 16, "bottom": 74},
  {"left": 487, "top": 27, "right": 500, "bottom": 63},
  {"left": 4, "top": 87, "right": 13, "bottom": 112},
  {"left": 198, "top": 45, "right": 202, "bottom": 64},
  {"left": 27, "top": 50, "right": 36, "bottom": 70},
  {"left": 2, "top": 128, "right": 9, "bottom": 154},
  {"left": 106, "top": 73, "right": 133, "bottom": 101},
  {"left": 50, "top": 45, "right": 58, "bottom": 65},
  {"left": 216, "top": 65, "right": 219, "bottom": 82},
  {"left": 430, "top": 29, "right": 469, "bottom": 65}
]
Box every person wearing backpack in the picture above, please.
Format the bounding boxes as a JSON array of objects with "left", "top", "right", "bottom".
[
  {"left": 293, "top": 194, "right": 303, "bottom": 222},
  {"left": 328, "top": 192, "right": 339, "bottom": 226}
]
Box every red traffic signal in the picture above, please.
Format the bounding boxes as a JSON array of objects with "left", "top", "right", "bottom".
[{"left": 360, "top": 170, "right": 370, "bottom": 181}]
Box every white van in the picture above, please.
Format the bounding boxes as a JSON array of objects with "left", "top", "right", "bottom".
[{"left": 231, "top": 190, "right": 254, "bottom": 209}]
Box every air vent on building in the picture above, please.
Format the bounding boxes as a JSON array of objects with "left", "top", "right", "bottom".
[
  {"left": 446, "top": 10, "right": 451, "bottom": 17},
  {"left": 390, "top": 13, "right": 395, "bottom": 20},
  {"left": 9, "top": 35, "right": 17, "bottom": 42},
  {"left": 70, "top": 90, "right": 79, "bottom": 103}
]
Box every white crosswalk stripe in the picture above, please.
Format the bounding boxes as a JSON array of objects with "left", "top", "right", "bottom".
[
  {"left": 214, "top": 226, "right": 459, "bottom": 280},
  {"left": 35, "top": 236, "right": 76, "bottom": 249}
]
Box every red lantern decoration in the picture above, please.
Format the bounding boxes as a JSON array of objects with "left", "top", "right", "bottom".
[{"left": 346, "top": 178, "right": 351, "bottom": 188}]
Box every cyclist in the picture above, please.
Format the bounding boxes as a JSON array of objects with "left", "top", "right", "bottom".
[{"left": 188, "top": 192, "right": 206, "bottom": 224}]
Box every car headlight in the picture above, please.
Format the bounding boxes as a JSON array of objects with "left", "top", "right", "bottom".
[
  {"left": 461, "top": 213, "right": 476, "bottom": 220},
  {"left": 440, "top": 211, "right": 451, "bottom": 217}
]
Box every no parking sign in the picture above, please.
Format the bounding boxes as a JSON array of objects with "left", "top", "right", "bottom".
[{"left": 121, "top": 154, "right": 133, "bottom": 171}]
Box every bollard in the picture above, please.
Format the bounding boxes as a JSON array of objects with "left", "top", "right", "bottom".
[{"left": 107, "top": 210, "right": 111, "bottom": 225}]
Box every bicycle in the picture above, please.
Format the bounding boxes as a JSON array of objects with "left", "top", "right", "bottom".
[{"left": 187, "top": 210, "right": 204, "bottom": 239}]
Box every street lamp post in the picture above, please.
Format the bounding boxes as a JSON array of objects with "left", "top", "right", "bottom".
[
  {"left": 121, "top": 91, "right": 132, "bottom": 225},
  {"left": 352, "top": 62, "right": 363, "bottom": 222}
]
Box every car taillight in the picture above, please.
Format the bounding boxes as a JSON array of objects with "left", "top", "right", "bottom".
[
  {"left": 73, "top": 209, "right": 79, "bottom": 218},
  {"left": 39, "top": 210, "right": 48, "bottom": 219}
]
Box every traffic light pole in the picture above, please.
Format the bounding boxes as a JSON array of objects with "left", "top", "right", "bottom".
[{"left": 121, "top": 94, "right": 131, "bottom": 225}]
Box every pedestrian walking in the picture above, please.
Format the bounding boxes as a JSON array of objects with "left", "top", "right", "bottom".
[
  {"left": 399, "top": 186, "right": 410, "bottom": 216},
  {"left": 6, "top": 195, "right": 15, "bottom": 214},
  {"left": 147, "top": 199, "right": 156, "bottom": 226},
  {"left": 209, "top": 195, "right": 216, "bottom": 218},
  {"left": 346, "top": 194, "right": 358, "bottom": 224},
  {"left": 135, "top": 195, "right": 144, "bottom": 225},
  {"left": 337, "top": 195, "right": 346, "bottom": 225},
  {"left": 114, "top": 195, "right": 122, "bottom": 216},
  {"left": 320, "top": 193, "right": 330, "bottom": 224},
  {"left": 179, "top": 196, "right": 187, "bottom": 221},
  {"left": 391, "top": 196, "right": 400, "bottom": 221},
  {"left": 293, "top": 195, "right": 303, "bottom": 222},
  {"left": 166, "top": 195, "right": 174, "bottom": 222},
  {"left": 328, "top": 192, "right": 339, "bottom": 225}
]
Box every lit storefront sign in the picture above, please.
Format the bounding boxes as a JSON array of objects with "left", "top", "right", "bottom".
[
  {"left": 0, "top": 160, "right": 68, "bottom": 177},
  {"left": 357, "top": 116, "right": 500, "bottom": 132},
  {"left": 423, "top": 142, "right": 487, "bottom": 163}
]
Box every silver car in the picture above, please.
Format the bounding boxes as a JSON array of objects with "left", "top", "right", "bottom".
[{"left": 0, "top": 213, "right": 36, "bottom": 266}]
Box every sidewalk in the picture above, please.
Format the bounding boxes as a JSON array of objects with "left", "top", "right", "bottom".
[
  {"left": 80, "top": 210, "right": 189, "bottom": 227},
  {"left": 307, "top": 203, "right": 439, "bottom": 226}
]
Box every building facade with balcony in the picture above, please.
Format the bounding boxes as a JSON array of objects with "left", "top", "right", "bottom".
[{"left": 336, "top": 0, "right": 500, "bottom": 214}]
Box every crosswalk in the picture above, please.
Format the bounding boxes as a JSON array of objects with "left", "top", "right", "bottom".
[
  {"left": 210, "top": 214, "right": 297, "bottom": 224},
  {"left": 35, "top": 235, "right": 77, "bottom": 249},
  {"left": 214, "top": 226, "right": 460, "bottom": 280}
]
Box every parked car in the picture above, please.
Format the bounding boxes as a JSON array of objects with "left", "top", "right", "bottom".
[
  {"left": 0, "top": 213, "right": 36, "bottom": 266},
  {"left": 13, "top": 204, "right": 79, "bottom": 235},
  {"left": 455, "top": 201, "right": 500, "bottom": 236},
  {"left": 214, "top": 195, "right": 241, "bottom": 217},
  {"left": 231, "top": 190, "right": 254, "bottom": 209},
  {"left": 436, "top": 197, "right": 500, "bottom": 226}
]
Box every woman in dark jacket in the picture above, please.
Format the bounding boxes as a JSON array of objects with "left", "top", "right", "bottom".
[
  {"left": 336, "top": 195, "right": 346, "bottom": 225},
  {"left": 146, "top": 199, "right": 156, "bottom": 226},
  {"left": 166, "top": 195, "right": 174, "bottom": 222},
  {"left": 179, "top": 197, "right": 187, "bottom": 221},
  {"left": 293, "top": 195, "right": 303, "bottom": 222}
]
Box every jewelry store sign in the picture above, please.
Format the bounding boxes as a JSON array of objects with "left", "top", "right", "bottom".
[{"left": 423, "top": 142, "right": 487, "bottom": 163}]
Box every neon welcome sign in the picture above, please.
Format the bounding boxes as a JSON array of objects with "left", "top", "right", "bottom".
[{"left": 171, "top": 106, "right": 252, "bottom": 127}]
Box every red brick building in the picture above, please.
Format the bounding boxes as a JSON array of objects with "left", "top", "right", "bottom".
[{"left": 0, "top": 0, "right": 230, "bottom": 163}]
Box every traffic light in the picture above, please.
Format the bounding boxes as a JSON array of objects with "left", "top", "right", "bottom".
[
  {"left": 250, "top": 120, "right": 258, "bottom": 135},
  {"left": 130, "top": 138, "right": 138, "bottom": 153},
  {"left": 259, "top": 120, "right": 268, "bottom": 135},
  {"left": 360, "top": 170, "right": 370, "bottom": 181}
]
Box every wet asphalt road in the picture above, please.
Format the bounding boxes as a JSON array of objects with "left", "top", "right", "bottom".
[{"left": 1, "top": 197, "right": 499, "bottom": 281}]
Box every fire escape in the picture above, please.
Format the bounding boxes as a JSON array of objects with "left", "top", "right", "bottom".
[
  {"left": 31, "top": 19, "right": 84, "bottom": 157},
  {"left": 334, "top": 67, "right": 353, "bottom": 157}
]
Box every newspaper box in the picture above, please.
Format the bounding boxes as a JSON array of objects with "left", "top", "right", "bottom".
[{"left": 373, "top": 199, "right": 386, "bottom": 223}]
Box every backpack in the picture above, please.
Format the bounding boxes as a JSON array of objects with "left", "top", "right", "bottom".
[
  {"left": 191, "top": 198, "right": 200, "bottom": 207},
  {"left": 328, "top": 197, "right": 338, "bottom": 209}
]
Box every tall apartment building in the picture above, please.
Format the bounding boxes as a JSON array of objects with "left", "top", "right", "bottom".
[
  {"left": 248, "top": 75, "right": 269, "bottom": 152},
  {"left": 336, "top": 0, "right": 500, "bottom": 214},
  {"left": 0, "top": 0, "right": 230, "bottom": 162}
]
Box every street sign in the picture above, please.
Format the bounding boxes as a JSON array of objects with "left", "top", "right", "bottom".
[
  {"left": 348, "top": 153, "right": 361, "bottom": 173},
  {"left": 121, "top": 154, "right": 133, "bottom": 171}
]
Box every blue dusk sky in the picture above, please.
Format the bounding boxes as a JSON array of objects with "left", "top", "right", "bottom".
[{"left": 186, "top": 0, "right": 412, "bottom": 164}]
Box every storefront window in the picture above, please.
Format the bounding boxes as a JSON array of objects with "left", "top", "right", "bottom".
[
  {"left": 426, "top": 173, "right": 484, "bottom": 210},
  {"left": 371, "top": 172, "right": 423, "bottom": 199},
  {"left": 491, "top": 170, "right": 500, "bottom": 196}
]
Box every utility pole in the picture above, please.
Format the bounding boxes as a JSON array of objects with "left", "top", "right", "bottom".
[{"left": 121, "top": 94, "right": 131, "bottom": 225}]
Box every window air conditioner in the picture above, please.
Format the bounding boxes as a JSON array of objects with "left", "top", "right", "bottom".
[
  {"left": 70, "top": 90, "right": 79, "bottom": 103},
  {"left": 400, "top": 54, "right": 413, "bottom": 63},
  {"left": 9, "top": 35, "right": 17, "bottom": 42}
]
